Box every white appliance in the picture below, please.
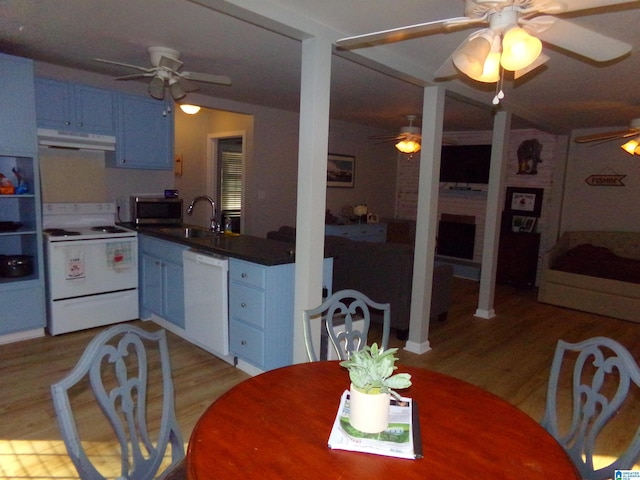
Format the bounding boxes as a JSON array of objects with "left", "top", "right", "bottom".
[
  {"left": 182, "top": 249, "right": 229, "bottom": 357},
  {"left": 43, "top": 203, "right": 138, "bottom": 335},
  {"left": 37, "top": 128, "right": 116, "bottom": 151}
]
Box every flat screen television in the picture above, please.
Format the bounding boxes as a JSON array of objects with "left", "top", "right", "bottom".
[{"left": 439, "top": 144, "right": 492, "bottom": 185}]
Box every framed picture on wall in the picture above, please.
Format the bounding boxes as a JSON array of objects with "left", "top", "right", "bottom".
[
  {"left": 505, "top": 187, "right": 543, "bottom": 217},
  {"left": 327, "top": 154, "right": 355, "bottom": 188}
]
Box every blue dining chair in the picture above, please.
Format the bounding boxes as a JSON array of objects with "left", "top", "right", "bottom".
[
  {"left": 51, "top": 324, "right": 185, "bottom": 480},
  {"left": 541, "top": 337, "right": 640, "bottom": 480},
  {"left": 303, "top": 289, "right": 390, "bottom": 362}
]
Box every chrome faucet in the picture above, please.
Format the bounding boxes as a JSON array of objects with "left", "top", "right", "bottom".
[{"left": 187, "top": 195, "right": 219, "bottom": 232}]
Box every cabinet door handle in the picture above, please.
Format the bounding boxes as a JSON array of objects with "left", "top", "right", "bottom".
[
  {"left": 241, "top": 272, "right": 247, "bottom": 278},
  {"left": 241, "top": 340, "right": 247, "bottom": 345},
  {"left": 64, "top": 121, "right": 71, "bottom": 125},
  {"left": 241, "top": 302, "right": 247, "bottom": 308},
  {"left": 77, "top": 122, "right": 83, "bottom": 127}
]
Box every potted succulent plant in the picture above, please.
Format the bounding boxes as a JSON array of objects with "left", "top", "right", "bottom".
[{"left": 340, "top": 343, "right": 412, "bottom": 433}]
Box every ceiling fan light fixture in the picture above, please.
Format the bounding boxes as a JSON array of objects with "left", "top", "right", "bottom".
[
  {"left": 148, "top": 76, "right": 165, "bottom": 100},
  {"left": 621, "top": 137, "right": 640, "bottom": 155},
  {"left": 452, "top": 30, "right": 495, "bottom": 80},
  {"left": 395, "top": 138, "right": 421, "bottom": 154},
  {"left": 179, "top": 104, "right": 201, "bottom": 114},
  {"left": 170, "top": 81, "right": 186, "bottom": 100},
  {"left": 500, "top": 26, "right": 542, "bottom": 71},
  {"left": 468, "top": 35, "right": 502, "bottom": 83}
]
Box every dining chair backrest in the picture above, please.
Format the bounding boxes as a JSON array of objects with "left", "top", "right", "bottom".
[
  {"left": 541, "top": 337, "right": 640, "bottom": 480},
  {"left": 303, "top": 289, "right": 390, "bottom": 362},
  {"left": 51, "top": 324, "right": 185, "bottom": 480}
]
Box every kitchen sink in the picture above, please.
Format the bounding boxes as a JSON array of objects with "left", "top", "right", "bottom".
[{"left": 159, "top": 226, "right": 221, "bottom": 239}]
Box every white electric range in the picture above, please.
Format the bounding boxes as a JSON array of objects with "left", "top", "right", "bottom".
[{"left": 43, "top": 203, "right": 139, "bottom": 335}]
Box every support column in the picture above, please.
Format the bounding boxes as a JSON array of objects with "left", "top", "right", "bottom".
[
  {"left": 405, "top": 86, "right": 444, "bottom": 354},
  {"left": 292, "top": 36, "right": 332, "bottom": 364},
  {"left": 476, "top": 110, "right": 511, "bottom": 318}
]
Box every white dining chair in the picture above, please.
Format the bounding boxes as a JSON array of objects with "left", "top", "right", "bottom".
[
  {"left": 541, "top": 336, "right": 640, "bottom": 480},
  {"left": 303, "top": 289, "right": 390, "bottom": 362},
  {"left": 51, "top": 324, "right": 185, "bottom": 480}
]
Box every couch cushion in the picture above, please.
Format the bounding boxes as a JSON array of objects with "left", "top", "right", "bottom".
[{"left": 552, "top": 243, "right": 640, "bottom": 284}]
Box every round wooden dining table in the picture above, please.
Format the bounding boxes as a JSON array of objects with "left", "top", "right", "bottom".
[{"left": 186, "top": 361, "right": 579, "bottom": 479}]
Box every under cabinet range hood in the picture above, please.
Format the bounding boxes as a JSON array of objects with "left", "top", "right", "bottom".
[{"left": 37, "top": 128, "right": 116, "bottom": 151}]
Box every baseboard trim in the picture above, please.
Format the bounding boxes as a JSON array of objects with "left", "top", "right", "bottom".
[
  {"left": 404, "top": 339, "right": 432, "bottom": 354},
  {"left": 0, "top": 328, "right": 45, "bottom": 345}
]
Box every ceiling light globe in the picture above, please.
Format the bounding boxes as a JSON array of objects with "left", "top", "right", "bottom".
[
  {"left": 395, "top": 139, "right": 421, "bottom": 154},
  {"left": 500, "top": 27, "right": 542, "bottom": 71},
  {"left": 470, "top": 51, "right": 501, "bottom": 83},
  {"left": 179, "top": 104, "right": 201, "bottom": 114},
  {"left": 453, "top": 35, "right": 492, "bottom": 79},
  {"left": 148, "top": 77, "right": 165, "bottom": 100},
  {"left": 621, "top": 138, "right": 640, "bottom": 155}
]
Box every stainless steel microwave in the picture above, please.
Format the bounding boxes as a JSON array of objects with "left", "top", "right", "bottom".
[{"left": 130, "top": 196, "right": 183, "bottom": 225}]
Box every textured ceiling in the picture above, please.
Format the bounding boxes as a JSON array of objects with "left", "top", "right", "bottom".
[{"left": 0, "top": 0, "right": 638, "bottom": 135}]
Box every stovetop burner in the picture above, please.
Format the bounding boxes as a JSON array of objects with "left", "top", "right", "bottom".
[
  {"left": 44, "top": 228, "right": 82, "bottom": 237},
  {"left": 90, "top": 225, "right": 128, "bottom": 234}
]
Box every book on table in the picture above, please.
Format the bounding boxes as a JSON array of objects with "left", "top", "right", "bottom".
[{"left": 327, "top": 390, "right": 423, "bottom": 460}]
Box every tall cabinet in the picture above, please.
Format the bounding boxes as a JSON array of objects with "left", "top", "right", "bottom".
[{"left": 0, "top": 53, "right": 45, "bottom": 341}]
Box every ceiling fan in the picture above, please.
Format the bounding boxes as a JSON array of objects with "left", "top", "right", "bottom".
[
  {"left": 574, "top": 118, "right": 640, "bottom": 155},
  {"left": 370, "top": 115, "right": 456, "bottom": 154},
  {"left": 337, "top": 0, "right": 633, "bottom": 103},
  {"left": 369, "top": 115, "right": 423, "bottom": 154},
  {"left": 94, "top": 46, "right": 231, "bottom": 101}
]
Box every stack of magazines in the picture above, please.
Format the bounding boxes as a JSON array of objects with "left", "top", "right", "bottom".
[{"left": 327, "top": 390, "right": 423, "bottom": 459}]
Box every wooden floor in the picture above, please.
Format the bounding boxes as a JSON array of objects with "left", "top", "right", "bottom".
[{"left": 2, "top": 278, "right": 640, "bottom": 478}]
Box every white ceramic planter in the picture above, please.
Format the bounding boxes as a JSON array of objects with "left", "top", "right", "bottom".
[{"left": 349, "top": 383, "right": 390, "bottom": 433}]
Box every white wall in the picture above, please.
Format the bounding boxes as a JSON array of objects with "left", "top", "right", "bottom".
[{"left": 561, "top": 126, "right": 640, "bottom": 233}]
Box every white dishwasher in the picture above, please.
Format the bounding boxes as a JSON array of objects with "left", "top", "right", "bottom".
[{"left": 183, "top": 249, "right": 229, "bottom": 357}]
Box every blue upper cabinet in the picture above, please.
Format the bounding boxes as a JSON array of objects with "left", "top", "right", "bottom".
[
  {"left": 34, "top": 78, "right": 115, "bottom": 135},
  {"left": 109, "top": 92, "right": 173, "bottom": 170},
  {"left": 0, "top": 54, "right": 37, "bottom": 156}
]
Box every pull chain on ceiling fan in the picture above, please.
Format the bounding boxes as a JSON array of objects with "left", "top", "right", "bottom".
[{"left": 336, "top": 0, "right": 633, "bottom": 104}]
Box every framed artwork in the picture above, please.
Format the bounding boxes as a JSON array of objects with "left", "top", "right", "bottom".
[
  {"left": 327, "top": 154, "right": 355, "bottom": 188},
  {"left": 505, "top": 187, "right": 543, "bottom": 217}
]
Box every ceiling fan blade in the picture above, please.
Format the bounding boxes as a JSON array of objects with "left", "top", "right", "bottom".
[
  {"left": 369, "top": 134, "right": 404, "bottom": 140},
  {"left": 115, "top": 73, "right": 155, "bottom": 81},
  {"left": 176, "top": 78, "right": 201, "bottom": 93},
  {"left": 514, "top": 52, "right": 549, "bottom": 79},
  {"left": 336, "top": 16, "right": 482, "bottom": 50},
  {"left": 574, "top": 128, "right": 640, "bottom": 143},
  {"left": 433, "top": 53, "right": 458, "bottom": 80},
  {"left": 534, "top": 16, "right": 631, "bottom": 61},
  {"left": 94, "top": 58, "right": 154, "bottom": 73},
  {"left": 558, "top": 0, "right": 637, "bottom": 13},
  {"left": 181, "top": 71, "right": 232, "bottom": 86},
  {"left": 158, "top": 55, "right": 183, "bottom": 72}
]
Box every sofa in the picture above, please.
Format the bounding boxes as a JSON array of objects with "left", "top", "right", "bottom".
[
  {"left": 266, "top": 225, "right": 454, "bottom": 338},
  {"left": 538, "top": 231, "right": 640, "bottom": 323}
]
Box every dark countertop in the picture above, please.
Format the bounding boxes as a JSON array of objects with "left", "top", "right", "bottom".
[{"left": 123, "top": 223, "right": 296, "bottom": 266}]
